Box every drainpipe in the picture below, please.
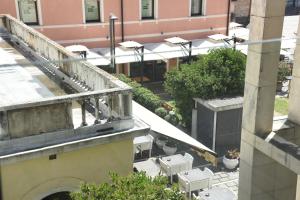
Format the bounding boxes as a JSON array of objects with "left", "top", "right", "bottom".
[
  {"left": 226, "top": 0, "right": 231, "bottom": 36},
  {"left": 120, "top": 0, "right": 125, "bottom": 42},
  {"left": 248, "top": 0, "right": 252, "bottom": 24}
]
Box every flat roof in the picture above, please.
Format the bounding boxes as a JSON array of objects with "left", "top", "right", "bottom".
[
  {"left": 194, "top": 97, "right": 243, "bottom": 112},
  {"left": 0, "top": 36, "right": 65, "bottom": 106}
]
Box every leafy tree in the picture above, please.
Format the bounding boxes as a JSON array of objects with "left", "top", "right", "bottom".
[
  {"left": 71, "top": 172, "right": 184, "bottom": 200},
  {"left": 164, "top": 48, "right": 246, "bottom": 128}
]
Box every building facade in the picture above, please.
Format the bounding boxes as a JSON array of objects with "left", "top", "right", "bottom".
[{"left": 0, "top": 0, "right": 230, "bottom": 48}]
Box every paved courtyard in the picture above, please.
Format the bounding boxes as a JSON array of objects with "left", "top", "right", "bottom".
[{"left": 211, "top": 168, "right": 239, "bottom": 196}]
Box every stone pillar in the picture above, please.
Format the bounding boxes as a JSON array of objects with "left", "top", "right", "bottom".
[
  {"left": 238, "top": 0, "right": 287, "bottom": 199},
  {"left": 288, "top": 20, "right": 300, "bottom": 125}
]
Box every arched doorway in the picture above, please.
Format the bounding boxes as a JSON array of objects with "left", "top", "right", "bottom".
[{"left": 42, "top": 192, "right": 71, "bottom": 200}]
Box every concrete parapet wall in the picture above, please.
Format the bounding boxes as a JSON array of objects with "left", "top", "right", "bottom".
[{"left": 7, "top": 103, "right": 73, "bottom": 139}]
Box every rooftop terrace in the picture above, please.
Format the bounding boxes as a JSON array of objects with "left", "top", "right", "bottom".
[{"left": 0, "top": 14, "right": 148, "bottom": 157}]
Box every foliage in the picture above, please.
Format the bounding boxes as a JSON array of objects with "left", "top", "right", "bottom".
[
  {"left": 164, "top": 111, "right": 180, "bottom": 126},
  {"left": 116, "top": 74, "right": 162, "bottom": 112},
  {"left": 71, "top": 172, "right": 184, "bottom": 200},
  {"left": 165, "top": 140, "right": 177, "bottom": 147},
  {"left": 157, "top": 136, "right": 168, "bottom": 141},
  {"left": 275, "top": 97, "right": 289, "bottom": 115},
  {"left": 164, "top": 48, "right": 246, "bottom": 128},
  {"left": 225, "top": 149, "right": 240, "bottom": 159},
  {"left": 277, "top": 62, "right": 292, "bottom": 82},
  {"left": 155, "top": 107, "right": 168, "bottom": 118}
]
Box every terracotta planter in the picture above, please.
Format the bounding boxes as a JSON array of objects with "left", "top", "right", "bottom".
[
  {"left": 163, "top": 144, "right": 177, "bottom": 155},
  {"left": 223, "top": 156, "right": 239, "bottom": 170}
]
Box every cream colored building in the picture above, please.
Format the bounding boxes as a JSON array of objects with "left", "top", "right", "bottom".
[{"left": 0, "top": 14, "right": 149, "bottom": 200}]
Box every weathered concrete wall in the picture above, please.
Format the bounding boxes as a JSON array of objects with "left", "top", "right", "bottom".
[
  {"left": 239, "top": 147, "right": 298, "bottom": 200},
  {"left": 237, "top": 0, "right": 300, "bottom": 199},
  {"left": 7, "top": 103, "right": 73, "bottom": 139},
  {"left": 0, "top": 138, "right": 133, "bottom": 200}
]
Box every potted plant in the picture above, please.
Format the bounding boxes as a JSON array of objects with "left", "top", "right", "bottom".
[
  {"left": 156, "top": 136, "right": 168, "bottom": 148},
  {"left": 223, "top": 149, "right": 240, "bottom": 170},
  {"left": 163, "top": 140, "right": 178, "bottom": 155}
]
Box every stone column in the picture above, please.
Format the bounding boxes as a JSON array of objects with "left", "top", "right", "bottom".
[
  {"left": 288, "top": 20, "right": 300, "bottom": 125},
  {"left": 238, "top": 0, "right": 287, "bottom": 199}
]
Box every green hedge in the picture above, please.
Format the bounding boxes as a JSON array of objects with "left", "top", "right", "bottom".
[{"left": 115, "top": 74, "right": 162, "bottom": 112}]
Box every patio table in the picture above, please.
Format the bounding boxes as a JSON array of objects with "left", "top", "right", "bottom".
[
  {"left": 162, "top": 154, "right": 189, "bottom": 173},
  {"left": 161, "top": 154, "right": 189, "bottom": 183},
  {"left": 178, "top": 168, "right": 211, "bottom": 199},
  {"left": 134, "top": 158, "right": 161, "bottom": 178},
  {"left": 198, "top": 187, "right": 236, "bottom": 200},
  {"left": 133, "top": 135, "right": 153, "bottom": 157}
]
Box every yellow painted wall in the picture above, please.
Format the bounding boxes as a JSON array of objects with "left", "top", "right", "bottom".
[{"left": 0, "top": 138, "right": 133, "bottom": 200}]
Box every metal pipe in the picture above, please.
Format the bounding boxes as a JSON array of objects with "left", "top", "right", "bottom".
[
  {"left": 109, "top": 14, "right": 118, "bottom": 73},
  {"left": 140, "top": 47, "right": 144, "bottom": 85},
  {"left": 120, "top": 0, "right": 125, "bottom": 42},
  {"left": 226, "top": 0, "right": 231, "bottom": 36},
  {"left": 188, "top": 41, "right": 192, "bottom": 64}
]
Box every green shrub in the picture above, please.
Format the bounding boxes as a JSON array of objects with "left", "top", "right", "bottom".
[
  {"left": 115, "top": 74, "right": 162, "bottom": 112},
  {"left": 165, "top": 48, "right": 246, "bottom": 129},
  {"left": 164, "top": 111, "right": 179, "bottom": 126},
  {"left": 155, "top": 107, "right": 168, "bottom": 118},
  {"left": 71, "top": 172, "right": 184, "bottom": 200},
  {"left": 135, "top": 87, "right": 162, "bottom": 112},
  {"left": 278, "top": 62, "right": 292, "bottom": 82}
]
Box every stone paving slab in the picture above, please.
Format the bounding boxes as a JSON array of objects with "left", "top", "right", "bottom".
[{"left": 211, "top": 167, "right": 239, "bottom": 197}]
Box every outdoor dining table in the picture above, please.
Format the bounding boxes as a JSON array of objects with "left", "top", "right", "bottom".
[
  {"left": 178, "top": 168, "right": 211, "bottom": 199},
  {"left": 133, "top": 135, "right": 153, "bottom": 157},
  {"left": 161, "top": 154, "right": 189, "bottom": 183},
  {"left": 197, "top": 187, "right": 236, "bottom": 200}
]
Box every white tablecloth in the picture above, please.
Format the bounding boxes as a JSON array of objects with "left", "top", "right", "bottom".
[
  {"left": 161, "top": 154, "right": 189, "bottom": 174},
  {"left": 133, "top": 135, "right": 152, "bottom": 151},
  {"left": 198, "top": 187, "right": 236, "bottom": 200},
  {"left": 178, "top": 168, "right": 211, "bottom": 191}
]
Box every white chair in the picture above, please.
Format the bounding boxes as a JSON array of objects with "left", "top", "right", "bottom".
[
  {"left": 203, "top": 167, "right": 214, "bottom": 189},
  {"left": 192, "top": 193, "right": 200, "bottom": 200},
  {"left": 140, "top": 134, "right": 154, "bottom": 157},
  {"left": 183, "top": 153, "right": 194, "bottom": 170},
  {"left": 178, "top": 173, "right": 189, "bottom": 196},
  {"left": 159, "top": 158, "right": 172, "bottom": 176}
]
